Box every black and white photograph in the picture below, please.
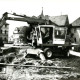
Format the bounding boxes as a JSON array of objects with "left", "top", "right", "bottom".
[{"left": 0, "top": 0, "right": 80, "bottom": 80}]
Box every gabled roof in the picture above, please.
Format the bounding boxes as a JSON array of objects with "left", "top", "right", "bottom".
[
  {"left": 72, "top": 17, "right": 80, "bottom": 27},
  {"left": 49, "top": 15, "right": 69, "bottom": 26}
]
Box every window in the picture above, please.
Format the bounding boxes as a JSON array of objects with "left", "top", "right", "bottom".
[
  {"left": 55, "top": 29, "right": 65, "bottom": 39},
  {"left": 1, "top": 30, "right": 2, "bottom": 34},
  {"left": 5, "top": 30, "right": 7, "bottom": 34},
  {"left": 4, "top": 37, "right": 7, "bottom": 41},
  {"left": 40, "top": 27, "right": 53, "bottom": 44}
]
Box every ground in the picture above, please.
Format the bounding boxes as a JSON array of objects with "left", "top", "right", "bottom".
[{"left": 0, "top": 47, "right": 80, "bottom": 80}]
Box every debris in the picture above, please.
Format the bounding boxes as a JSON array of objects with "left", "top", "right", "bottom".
[{"left": 27, "top": 49, "right": 46, "bottom": 60}]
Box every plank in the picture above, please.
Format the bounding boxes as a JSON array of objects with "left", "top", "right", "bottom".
[{"left": 0, "top": 63, "right": 73, "bottom": 69}]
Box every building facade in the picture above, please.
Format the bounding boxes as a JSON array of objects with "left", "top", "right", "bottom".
[
  {"left": 0, "top": 23, "right": 9, "bottom": 43},
  {"left": 70, "top": 17, "right": 80, "bottom": 44}
]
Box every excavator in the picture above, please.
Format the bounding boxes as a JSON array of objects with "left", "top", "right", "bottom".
[
  {"left": 31, "top": 25, "right": 73, "bottom": 58},
  {"left": 0, "top": 12, "right": 79, "bottom": 59},
  {"left": 0, "top": 12, "right": 46, "bottom": 26}
]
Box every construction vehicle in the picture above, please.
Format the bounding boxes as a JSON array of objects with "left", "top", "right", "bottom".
[
  {"left": 31, "top": 25, "right": 72, "bottom": 58},
  {"left": 1, "top": 12, "right": 77, "bottom": 59}
]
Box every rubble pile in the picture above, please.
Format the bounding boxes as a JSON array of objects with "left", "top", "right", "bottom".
[{"left": 0, "top": 48, "right": 80, "bottom": 80}]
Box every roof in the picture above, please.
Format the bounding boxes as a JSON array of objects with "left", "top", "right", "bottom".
[
  {"left": 72, "top": 17, "right": 80, "bottom": 27},
  {"left": 49, "top": 15, "right": 69, "bottom": 26},
  {"left": 38, "top": 14, "right": 49, "bottom": 20}
]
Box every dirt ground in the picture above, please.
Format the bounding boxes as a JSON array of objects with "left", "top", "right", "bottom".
[{"left": 0, "top": 48, "right": 80, "bottom": 80}]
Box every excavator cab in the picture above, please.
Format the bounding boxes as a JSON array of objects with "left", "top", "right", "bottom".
[{"left": 36, "top": 25, "right": 67, "bottom": 46}]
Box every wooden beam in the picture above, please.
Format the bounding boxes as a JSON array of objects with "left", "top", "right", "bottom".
[{"left": 0, "top": 63, "right": 74, "bottom": 69}]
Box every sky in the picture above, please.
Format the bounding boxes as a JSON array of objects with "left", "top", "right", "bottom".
[{"left": 0, "top": 0, "right": 80, "bottom": 23}]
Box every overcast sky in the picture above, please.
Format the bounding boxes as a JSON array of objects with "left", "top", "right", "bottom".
[{"left": 0, "top": 0, "right": 80, "bottom": 23}]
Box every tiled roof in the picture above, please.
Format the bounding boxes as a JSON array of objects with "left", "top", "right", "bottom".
[
  {"left": 72, "top": 17, "right": 80, "bottom": 27},
  {"left": 49, "top": 15, "right": 69, "bottom": 26}
]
